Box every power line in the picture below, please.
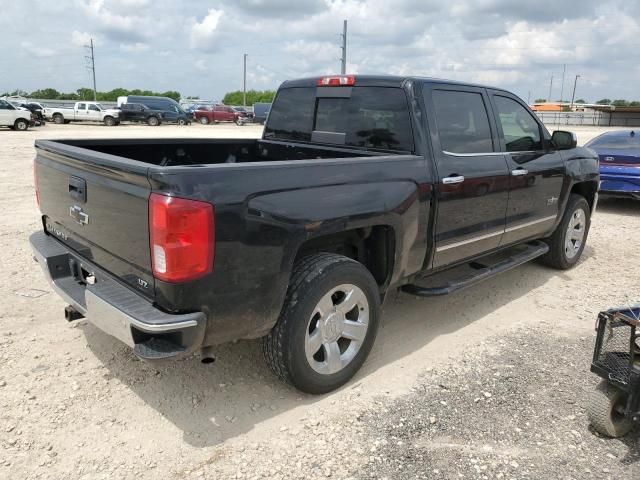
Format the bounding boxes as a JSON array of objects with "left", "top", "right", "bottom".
[
  {"left": 84, "top": 38, "right": 97, "bottom": 101},
  {"left": 340, "top": 20, "right": 347, "bottom": 74},
  {"left": 243, "top": 53, "right": 247, "bottom": 107}
]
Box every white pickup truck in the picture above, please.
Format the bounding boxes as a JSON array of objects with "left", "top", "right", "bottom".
[
  {"left": 42, "top": 102, "right": 120, "bottom": 126},
  {"left": 0, "top": 99, "right": 34, "bottom": 130}
]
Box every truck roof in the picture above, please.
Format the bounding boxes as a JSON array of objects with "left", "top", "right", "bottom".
[{"left": 281, "top": 74, "right": 510, "bottom": 94}]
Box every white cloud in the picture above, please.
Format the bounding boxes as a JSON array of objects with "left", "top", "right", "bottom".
[
  {"left": 20, "top": 41, "right": 56, "bottom": 58},
  {"left": 190, "top": 9, "right": 224, "bottom": 49},
  {"left": 120, "top": 42, "right": 149, "bottom": 52},
  {"left": 71, "top": 30, "right": 93, "bottom": 47}
]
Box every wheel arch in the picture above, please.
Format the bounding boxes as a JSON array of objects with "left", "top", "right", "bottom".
[
  {"left": 293, "top": 225, "right": 397, "bottom": 293},
  {"left": 570, "top": 180, "right": 599, "bottom": 211}
]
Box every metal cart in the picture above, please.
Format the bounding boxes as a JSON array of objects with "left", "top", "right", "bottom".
[{"left": 588, "top": 306, "right": 640, "bottom": 437}]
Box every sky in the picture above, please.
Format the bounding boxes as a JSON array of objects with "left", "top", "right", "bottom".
[{"left": 1, "top": 0, "right": 639, "bottom": 103}]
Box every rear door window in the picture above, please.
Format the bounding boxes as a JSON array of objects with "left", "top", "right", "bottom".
[
  {"left": 432, "top": 90, "right": 493, "bottom": 154},
  {"left": 265, "top": 86, "right": 414, "bottom": 152},
  {"left": 492, "top": 95, "right": 542, "bottom": 152}
]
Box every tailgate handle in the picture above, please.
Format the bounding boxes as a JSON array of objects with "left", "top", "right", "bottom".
[{"left": 68, "top": 176, "right": 86, "bottom": 203}]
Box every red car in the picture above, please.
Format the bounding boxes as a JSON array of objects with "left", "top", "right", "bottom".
[{"left": 195, "top": 105, "right": 243, "bottom": 125}]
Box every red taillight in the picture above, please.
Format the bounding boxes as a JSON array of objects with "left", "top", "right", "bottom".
[
  {"left": 33, "top": 162, "right": 40, "bottom": 209},
  {"left": 149, "top": 193, "right": 215, "bottom": 283},
  {"left": 317, "top": 75, "right": 355, "bottom": 87}
]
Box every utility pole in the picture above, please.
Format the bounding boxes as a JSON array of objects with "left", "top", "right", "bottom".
[
  {"left": 527, "top": 90, "right": 531, "bottom": 105},
  {"left": 84, "top": 38, "right": 97, "bottom": 101},
  {"left": 340, "top": 20, "right": 347, "bottom": 74},
  {"left": 559, "top": 63, "right": 566, "bottom": 103},
  {"left": 548, "top": 75, "right": 553, "bottom": 103},
  {"left": 570, "top": 74, "right": 581, "bottom": 110},
  {"left": 243, "top": 53, "right": 247, "bottom": 107}
]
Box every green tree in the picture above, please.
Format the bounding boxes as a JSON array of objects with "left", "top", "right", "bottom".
[
  {"left": 534, "top": 98, "right": 547, "bottom": 103},
  {"left": 611, "top": 99, "right": 629, "bottom": 107},
  {"left": 222, "top": 89, "right": 276, "bottom": 106},
  {"left": 574, "top": 99, "right": 586, "bottom": 104},
  {"left": 629, "top": 101, "right": 640, "bottom": 107},
  {"left": 595, "top": 99, "right": 611, "bottom": 105},
  {"left": 29, "top": 88, "right": 61, "bottom": 99}
]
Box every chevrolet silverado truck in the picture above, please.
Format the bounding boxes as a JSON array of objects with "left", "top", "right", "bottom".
[
  {"left": 42, "top": 102, "right": 120, "bottom": 126},
  {"left": 30, "top": 75, "right": 599, "bottom": 394}
]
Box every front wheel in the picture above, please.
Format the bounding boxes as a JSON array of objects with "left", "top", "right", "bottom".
[
  {"left": 588, "top": 381, "right": 633, "bottom": 438},
  {"left": 262, "top": 253, "right": 380, "bottom": 394},
  {"left": 14, "top": 119, "right": 29, "bottom": 131},
  {"left": 178, "top": 119, "right": 187, "bottom": 126},
  {"left": 104, "top": 116, "right": 116, "bottom": 126},
  {"left": 199, "top": 116, "right": 209, "bottom": 125},
  {"left": 540, "top": 193, "right": 591, "bottom": 269}
]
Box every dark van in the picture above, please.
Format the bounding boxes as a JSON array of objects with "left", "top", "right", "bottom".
[
  {"left": 125, "top": 96, "right": 192, "bottom": 125},
  {"left": 252, "top": 102, "right": 271, "bottom": 124}
]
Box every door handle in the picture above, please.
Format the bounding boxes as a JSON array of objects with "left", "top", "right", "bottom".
[
  {"left": 511, "top": 168, "right": 528, "bottom": 176},
  {"left": 442, "top": 175, "right": 465, "bottom": 184}
]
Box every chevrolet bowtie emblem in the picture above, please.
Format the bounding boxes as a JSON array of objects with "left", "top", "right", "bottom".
[{"left": 70, "top": 205, "right": 89, "bottom": 226}]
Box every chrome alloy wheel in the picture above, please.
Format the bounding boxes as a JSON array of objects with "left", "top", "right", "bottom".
[
  {"left": 305, "top": 284, "right": 369, "bottom": 375},
  {"left": 565, "top": 207, "right": 586, "bottom": 259}
]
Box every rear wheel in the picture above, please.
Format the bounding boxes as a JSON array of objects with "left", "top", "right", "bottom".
[
  {"left": 588, "top": 381, "right": 633, "bottom": 438},
  {"left": 53, "top": 114, "right": 64, "bottom": 124},
  {"left": 262, "top": 253, "right": 380, "bottom": 394},
  {"left": 199, "top": 116, "right": 209, "bottom": 125},
  {"left": 147, "top": 116, "right": 159, "bottom": 126},
  {"left": 540, "top": 194, "right": 590, "bottom": 269},
  {"left": 14, "top": 119, "right": 29, "bottom": 131},
  {"left": 104, "top": 116, "right": 116, "bottom": 126}
]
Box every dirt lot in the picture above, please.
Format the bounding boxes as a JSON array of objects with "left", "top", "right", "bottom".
[{"left": 0, "top": 123, "right": 638, "bottom": 479}]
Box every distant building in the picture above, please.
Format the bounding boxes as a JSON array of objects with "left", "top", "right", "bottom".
[{"left": 530, "top": 103, "right": 564, "bottom": 112}]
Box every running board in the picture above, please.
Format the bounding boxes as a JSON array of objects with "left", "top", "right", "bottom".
[{"left": 401, "top": 241, "right": 549, "bottom": 297}]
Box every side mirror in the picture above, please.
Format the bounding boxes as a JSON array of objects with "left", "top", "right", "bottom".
[{"left": 551, "top": 130, "right": 577, "bottom": 150}]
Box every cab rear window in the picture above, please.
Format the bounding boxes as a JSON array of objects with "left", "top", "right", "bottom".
[{"left": 264, "top": 86, "right": 414, "bottom": 152}]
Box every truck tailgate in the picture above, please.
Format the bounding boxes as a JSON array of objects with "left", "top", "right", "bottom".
[{"left": 34, "top": 140, "right": 154, "bottom": 298}]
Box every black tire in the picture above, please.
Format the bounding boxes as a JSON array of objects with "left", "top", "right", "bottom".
[
  {"left": 178, "top": 119, "right": 187, "bottom": 126},
  {"left": 147, "top": 116, "right": 159, "bottom": 126},
  {"left": 14, "top": 119, "right": 29, "bottom": 131},
  {"left": 540, "top": 193, "right": 591, "bottom": 269},
  {"left": 199, "top": 116, "right": 209, "bottom": 125},
  {"left": 53, "top": 114, "right": 64, "bottom": 124},
  {"left": 104, "top": 116, "right": 116, "bottom": 126},
  {"left": 588, "top": 381, "right": 633, "bottom": 438},
  {"left": 235, "top": 118, "right": 242, "bottom": 126},
  {"left": 262, "top": 253, "right": 380, "bottom": 394}
]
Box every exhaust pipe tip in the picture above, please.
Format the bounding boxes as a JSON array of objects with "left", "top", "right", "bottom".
[
  {"left": 200, "top": 346, "right": 215, "bottom": 364},
  {"left": 64, "top": 305, "right": 84, "bottom": 322}
]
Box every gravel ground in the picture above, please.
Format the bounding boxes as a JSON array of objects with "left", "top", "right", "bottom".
[{"left": 0, "top": 123, "right": 638, "bottom": 479}]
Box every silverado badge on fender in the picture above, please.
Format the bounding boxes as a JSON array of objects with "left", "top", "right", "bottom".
[{"left": 70, "top": 205, "right": 89, "bottom": 225}]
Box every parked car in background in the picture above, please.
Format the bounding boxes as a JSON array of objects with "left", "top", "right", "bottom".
[
  {"left": 119, "top": 96, "right": 192, "bottom": 125},
  {"left": 232, "top": 106, "right": 254, "bottom": 120},
  {"left": 117, "top": 103, "right": 163, "bottom": 126},
  {"left": 0, "top": 99, "right": 33, "bottom": 130},
  {"left": 195, "top": 105, "right": 244, "bottom": 125},
  {"left": 252, "top": 102, "right": 271, "bottom": 124},
  {"left": 19, "top": 103, "right": 46, "bottom": 125},
  {"left": 585, "top": 130, "right": 640, "bottom": 200},
  {"left": 42, "top": 102, "right": 120, "bottom": 126}
]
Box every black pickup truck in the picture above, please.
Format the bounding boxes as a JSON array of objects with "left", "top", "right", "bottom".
[
  {"left": 30, "top": 75, "right": 599, "bottom": 393},
  {"left": 117, "top": 103, "right": 164, "bottom": 126}
]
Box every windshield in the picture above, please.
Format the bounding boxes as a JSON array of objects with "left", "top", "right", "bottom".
[
  {"left": 264, "top": 86, "right": 414, "bottom": 152},
  {"left": 94, "top": 104, "right": 105, "bottom": 111},
  {"left": 586, "top": 132, "right": 639, "bottom": 150}
]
